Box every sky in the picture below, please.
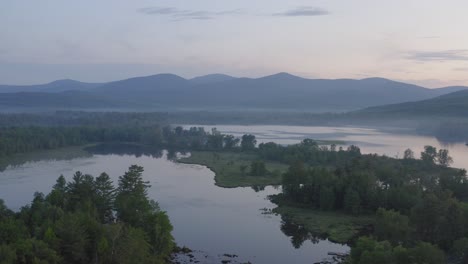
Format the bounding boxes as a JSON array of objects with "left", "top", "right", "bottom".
[{"left": 1, "top": 0, "right": 468, "bottom": 87}]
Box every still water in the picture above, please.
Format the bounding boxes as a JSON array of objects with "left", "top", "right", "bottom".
[
  {"left": 1, "top": 125, "right": 467, "bottom": 263},
  {"left": 0, "top": 151, "right": 345, "bottom": 263}
]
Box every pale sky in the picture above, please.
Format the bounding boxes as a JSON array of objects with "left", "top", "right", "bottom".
[{"left": 2, "top": 0, "right": 468, "bottom": 87}]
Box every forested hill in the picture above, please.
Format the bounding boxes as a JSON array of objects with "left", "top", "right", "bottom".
[
  {"left": 355, "top": 90, "right": 468, "bottom": 117},
  {"left": 0, "top": 73, "right": 466, "bottom": 112}
]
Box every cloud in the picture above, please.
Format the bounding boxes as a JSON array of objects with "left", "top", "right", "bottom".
[
  {"left": 406, "top": 50, "right": 468, "bottom": 62},
  {"left": 274, "top": 6, "right": 329, "bottom": 17},
  {"left": 453, "top": 67, "right": 468, "bottom": 71},
  {"left": 418, "top": 36, "right": 441, "bottom": 39},
  {"left": 138, "top": 7, "right": 179, "bottom": 15},
  {"left": 138, "top": 6, "right": 329, "bottom": 20},
  {"left": 137, "top": 7, "right": 243, "bottom": 21}
]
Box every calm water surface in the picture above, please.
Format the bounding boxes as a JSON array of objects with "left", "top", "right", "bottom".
[{"left": 1, "top": 125, "right": 467, "bottom": 263}]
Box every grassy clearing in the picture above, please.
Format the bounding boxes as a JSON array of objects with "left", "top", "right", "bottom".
[
  {"left": 273, "top": 205, "right": 373, "bottom": 244},
  {"left": 178, "top": 151, "right": 289, "bottom": 188}
]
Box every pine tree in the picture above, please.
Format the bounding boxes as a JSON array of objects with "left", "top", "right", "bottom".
[
  {"left": 94, "top": 173, "right": 115, "bottom": 223},
  {"left": 115, "top": 165, "right": 151, "bottom": 225}
]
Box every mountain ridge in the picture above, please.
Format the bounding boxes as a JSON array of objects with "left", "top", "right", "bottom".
[
  {"left": 190, "top": 74, "right": 237, "bottom": 84},
  {"left": 0, "top": 73, "right": 467, "bottom": 112},
  {"left": 356, "top": 90, "right": 468, "bottom": 117}
]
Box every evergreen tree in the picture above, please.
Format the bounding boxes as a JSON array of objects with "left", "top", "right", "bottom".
[
  {"left": 115, "top": 165, "right": 151, "bottom": 226},
  {"left": 94, "top": 173, "right": 115, "bottom": 223}
]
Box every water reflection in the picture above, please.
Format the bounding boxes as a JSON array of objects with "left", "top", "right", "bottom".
[
  {"left": 0, "top": 146, "right": 91, "bottom": 172},
  {"left": 85, "top": 143, "right": 164, "bottom": 158},
  {"left": 85, "top": 143, "right": 190, "bottom": 162},
  {"left": 251, "top": 185, "right": 266, "bottom": 192},
  {"left": 280, "top": 217, "right": 328, "bottom": 248}
]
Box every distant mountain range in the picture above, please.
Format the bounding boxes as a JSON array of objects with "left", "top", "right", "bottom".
[{"left": 1, "top": 73, "right": 466, "bottom": 112}]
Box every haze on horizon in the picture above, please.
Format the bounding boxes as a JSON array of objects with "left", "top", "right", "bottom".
[{"left": 2, "top": 0, "right": 468, "bottom": 88}]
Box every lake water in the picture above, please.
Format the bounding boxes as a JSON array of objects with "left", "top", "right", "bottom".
[{"left": 1, "top": 125, "right": 467, "bottom": 264}]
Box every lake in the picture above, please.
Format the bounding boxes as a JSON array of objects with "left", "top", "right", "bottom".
[
  {"left": 1, "top": 125, "right": 467, "bottom": 263},
  {"left": 0, "top": 149, "right": 345, "bottom": 264}
]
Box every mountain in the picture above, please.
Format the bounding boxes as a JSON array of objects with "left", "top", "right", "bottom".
[
  {"left": 174, "top": 75, "right": 466, "bottom": 111},
  {"left": 0, "top": 79, "right": 101, "bottom": 93},
  {"left": 356, "top": 90, "right": 468, "bottom": 117},
  {"left": 95, "top": 74, "right": 188, "bottom": 93},
  {"left": 189, "top": 74, "right": 237, "bottom": 84},
  {"left": 432, "top": 86, "right": 468, "bottom": 95},
  {"left": 0, "top": 73, "right": 466, "bottom": 111}
]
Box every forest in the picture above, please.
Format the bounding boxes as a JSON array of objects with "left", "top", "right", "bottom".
[
  {"left": 266, "top": 141, "right": 468, "bottom": 263},
  {"left": 0, "top": 165, "right": 174, "bottom": 264},
  {"left": 0, "top": 125, "right": 217, "bottom": 159},
  {"left": 176, "top": 131, "right": 468, "bottom": 263}
]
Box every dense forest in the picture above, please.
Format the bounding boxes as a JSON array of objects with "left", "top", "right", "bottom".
[
  {"left": 263, "top": 140, "right": 468, "bottom": 263},
  {"left": 0, "top": 125, "right": 227, "bottom": 159},
  {"left": 0, "top": 165, "right": 174, "bottom": 264},
  {"left": 0, "top": 115, "right": 276, "bottom": 161}
]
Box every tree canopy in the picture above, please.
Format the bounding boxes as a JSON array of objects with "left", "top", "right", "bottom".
[{"left": 0, "top": 166, "right": 174, "bottom": 264}]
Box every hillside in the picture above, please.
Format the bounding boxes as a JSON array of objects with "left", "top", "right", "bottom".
[
  {"left": 0, "top": 73, "right": 466, "bottom": 112},
  {"left": 356, "top": 90, "right": 468, "bottom": 117}
]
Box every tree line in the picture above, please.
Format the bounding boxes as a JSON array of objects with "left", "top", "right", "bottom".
[
  {"left": 0, "top": 125, "right": 260, "bottom": 159},
  {"left": 1, "top": 111, "right": 467, "bottom": 143},
  {"left": 0, "top": 112, "right": 169, "bottom": 128}
]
